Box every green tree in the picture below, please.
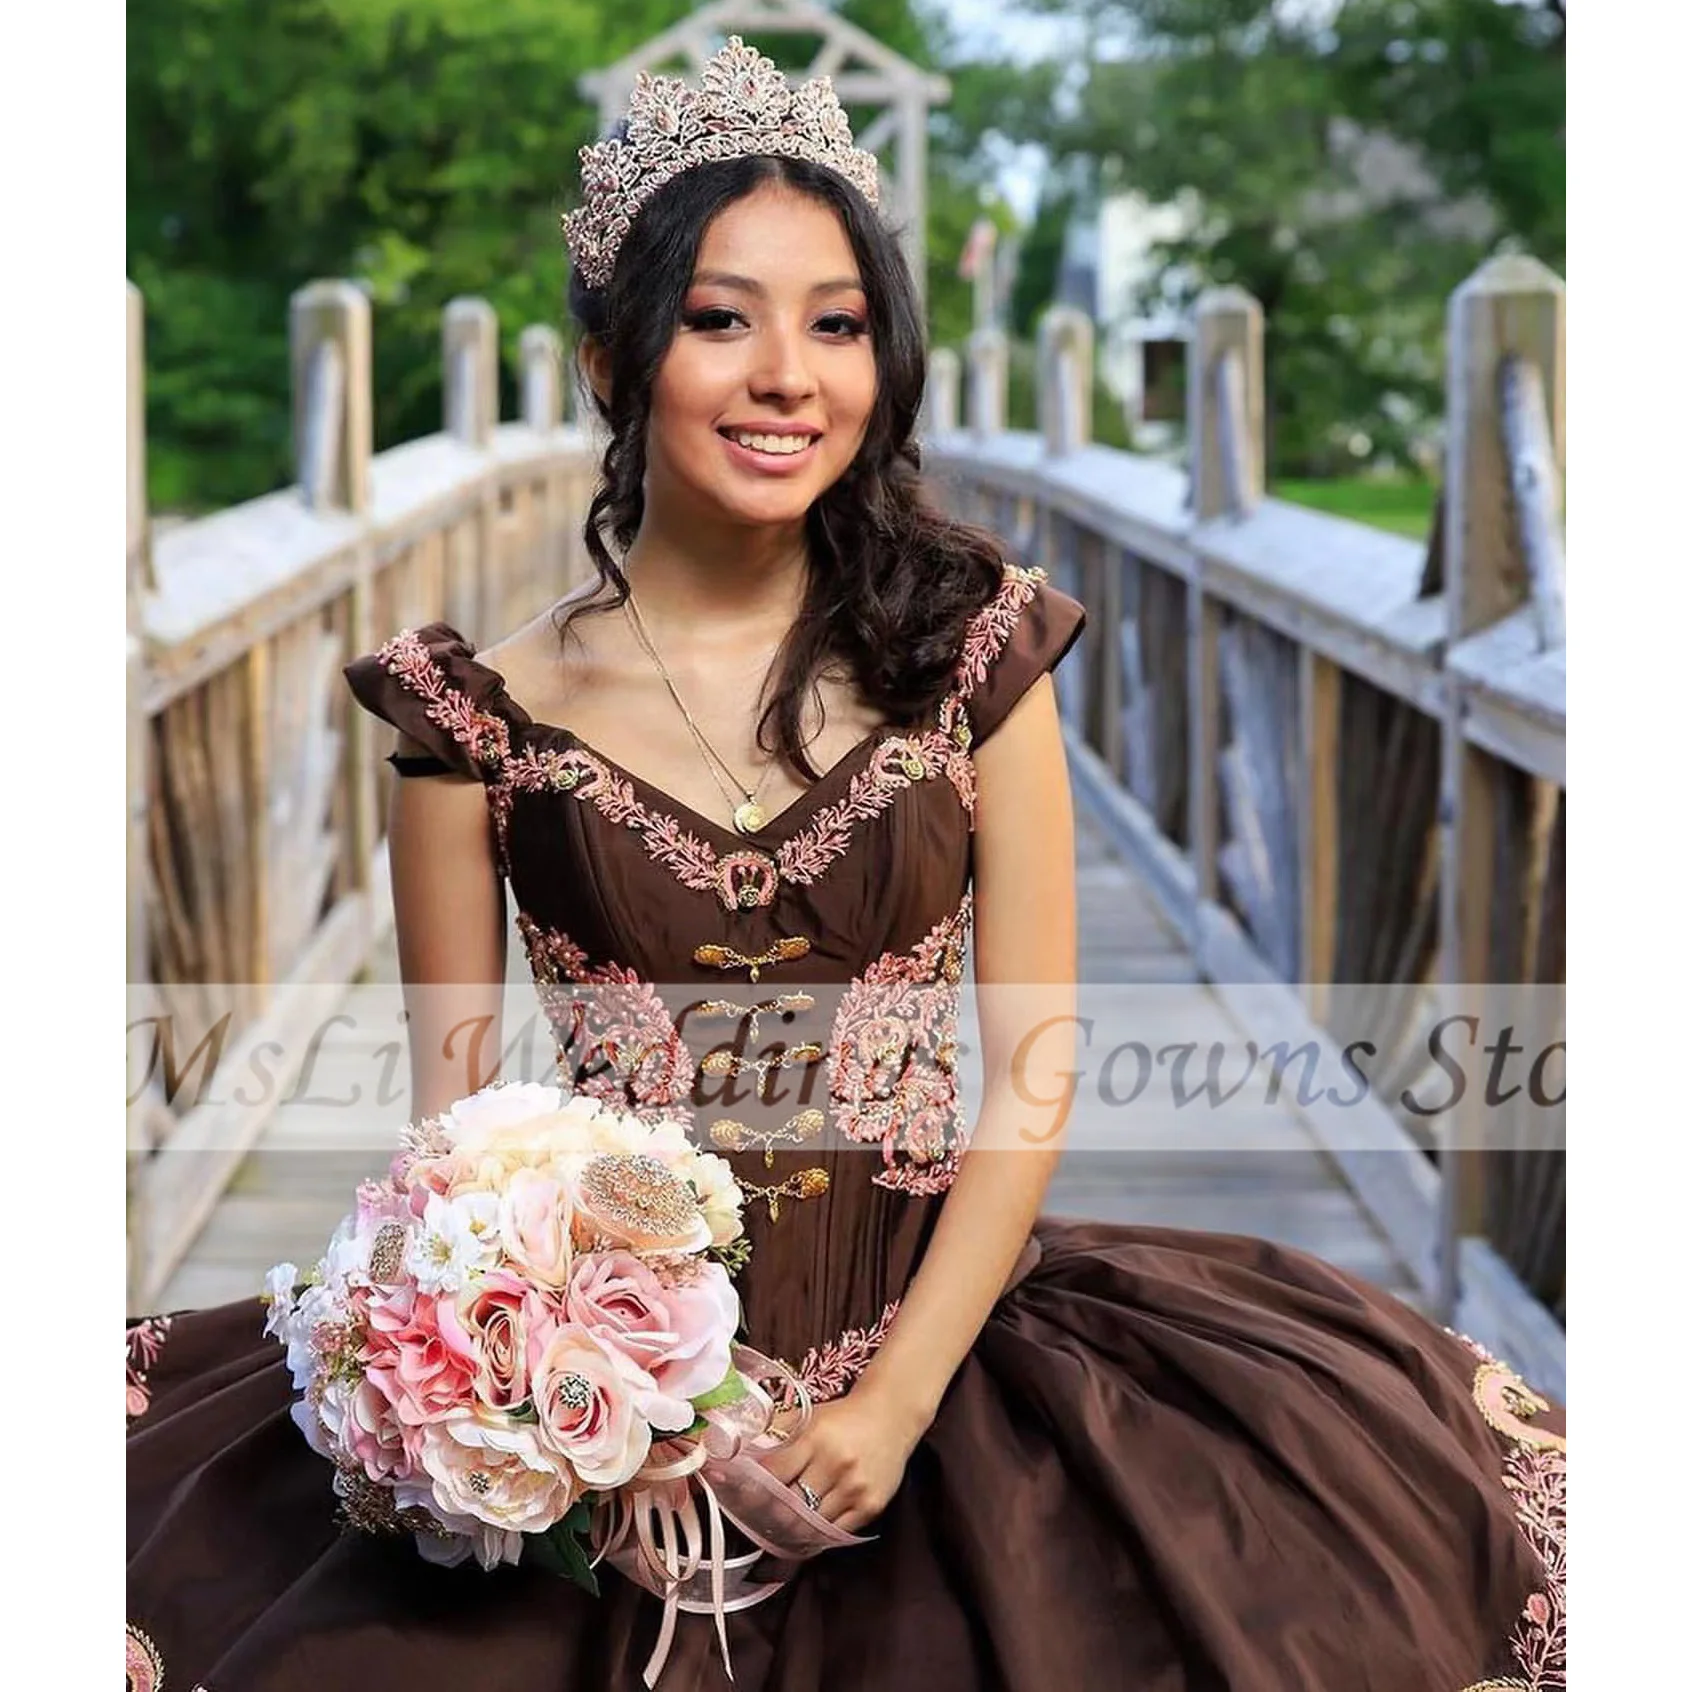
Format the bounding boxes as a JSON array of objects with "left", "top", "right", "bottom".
[
  {"left": 129, "top": 0, "right": 1028, "bottom": 509},
  {"left": 128, "top": 0, "right": 699, "bottom": 509},
  {"left": 969, "top": 0, "right": 1564, "bottom": 473}
]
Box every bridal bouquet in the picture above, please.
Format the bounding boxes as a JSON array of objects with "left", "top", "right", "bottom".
[{"left": 263, "top": 1082, "right": 764, "bottom": 1590}]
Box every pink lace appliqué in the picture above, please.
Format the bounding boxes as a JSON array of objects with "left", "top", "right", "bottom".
[
  {"left": 126, "top": 1315, "right": 173, "bottom": 1422},
  {"left": 790, "top": 1300, "right": 900, "bottom": 1402},
  {"left": 1449, "top": 1331, "right": 1566, "bottom": 1692},
  {"left": 371, "top": 572, "right": 1045, "bottom": 906},
  {"left": 951, "top": 562, "right": 1048, "bottom": 705},
  {"left": 517, "top": 913, "right": 694, "bottom": 1122},
  {"left": 828, "top": 891, "right": 973, "bottom": 1195},
  {"left": 506, "top": 732, "right": 962, "bottom": 909},
  {"left": 773, "top": 732, "right": 957, "bottom": 885},
  {"left": 506, "top": 745, "right": 772, "bottom": 911},
  {"left": 375, "top": 630, "right": 512, "bottom": 771},
  {"left": 126, "top": 1622, "right": 211, "bottom": 1692}
]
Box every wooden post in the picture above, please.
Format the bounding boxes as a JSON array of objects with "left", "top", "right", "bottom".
[
  {"left": 1037, "top": 307, "right": 1095, "bottom": 457},
  {"left": 1445, "top": 255, "right": 1565, "bottom": 637},
  {"left": 966, "top": 328, "right": 1008, "bottom": 440},
  {"left": 289, "top": 281, "right": 372, "bottom": 515},
  {"left": 1435, "top": 253, "right": 1565, "bottom": 1321},
  {"left": 520, "top": 325, "right": 563, "bottom": 432},
  {"left": 896, "top": 88, "right": 930, "bottom": 323},
  {"left": 126, "top": 281, "right": 152, "bottom": 1312},
  {"left": 1186, "top": 587, "right": 1223, "bottom": 949},
  {"left": 1096, "top": 538, "right": 1124, "bottom": 776},
  {"left": 1298, "top": 647, "right": 1342, "bottom": 1016},
  {"left": 290, "top": 285, "right": 376, "bottom": 899},
  {"left": 440, "top": 298, "right": 500, "bottom": 636},
  {"left": 1189, "top": 287, "right": 1264, "bottom": 522},
  {"left": 444, "top": 297, "right": 499, "bottom": 449},
  {"left": 520, "top": 324, "right": 567, "bottom": 612},
  {"left": 924, "top": 348, "right": 960, "bottom": 435}
]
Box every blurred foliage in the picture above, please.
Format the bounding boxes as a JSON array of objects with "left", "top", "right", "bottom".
[
  {"left": 993, "top": 0, "right": 1564, "bottom": 474},
  {"left": 130, "top": 0, "right": 703, "bottom": 508},
  {"left": 1272, "top": 474, "right": 1437, "bottom": 538},
  {"left": 129, "top": 0, "right": 1562, "bottom": 508},
  {"left": 1005, "top": 336, "right": 1136, "bottom": 450},
  {"left": 128, "top": 0, "right": 1029, "bottom": 511}
]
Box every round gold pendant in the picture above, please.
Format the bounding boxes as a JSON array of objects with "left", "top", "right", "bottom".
[{"left": 733, "top": 799, "right": 766, "bottom": 834}]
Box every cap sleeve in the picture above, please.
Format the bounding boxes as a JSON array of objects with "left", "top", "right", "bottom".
[
  {"left": 343, "top": 622, "right": 523, "bottom": 781},
  {"left": 955, "top": 565, "right": 1087, "bottom": 748}
]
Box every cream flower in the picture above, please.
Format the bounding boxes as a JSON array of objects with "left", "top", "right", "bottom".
[
  {"left": 405, "top": 1191, "right": 501, "bottom": 1295},
  {"left": 262, "top": 1261, "right": 299, "bottom": 1340},
  {"left": 680, "top": 1150, "right": 745, "bottom": 1248},
  {"left": 496, "top": 1167, "right": 575, "bottom": 1289},
  {"left": 415, "top": 1410, "right": 579, "bottom": 1562},
  {"left": 444, "top": 1081, "right": 567, "bottom": 1142}
]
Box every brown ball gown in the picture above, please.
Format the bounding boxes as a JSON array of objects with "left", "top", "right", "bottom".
[{"left": 126, "top": 562, "right": 1565, "bottom": 1692}]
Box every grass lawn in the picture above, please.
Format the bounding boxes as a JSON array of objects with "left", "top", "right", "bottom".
[{"left": 1270, "top": 477, "right": 1437, "bottom": 540}]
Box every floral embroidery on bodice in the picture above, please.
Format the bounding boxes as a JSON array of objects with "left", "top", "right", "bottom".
[{"left": 361, "top": 561, "right": 1058, "bottom": 1206}]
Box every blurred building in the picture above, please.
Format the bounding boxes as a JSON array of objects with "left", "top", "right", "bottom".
[
  {"left": 1054, "top": 121, "right": 1493, "bottom": 459},
  {"left": 1056, "top": 189, "right": 1200, "bottom": 454}
]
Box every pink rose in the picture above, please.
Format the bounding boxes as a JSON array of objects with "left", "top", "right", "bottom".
[
  {"left": 363, "top": 1284, "right": 476, "bottom": 1426},
  {"left": 497, "top": 1167, "right": 575, "bottom": 1288},
  {"left": 437, "top": 1270, "right": 548, "bottom": 1410},
  {"left": 526, "top": 1322, "right": 683, "bottom": 1488},
  {"left": 565, "top": 1251, "right": 738, "bottom": 1404},
  {"left": 341, "top": 1376, "right": 423, "bottom": 1482}
]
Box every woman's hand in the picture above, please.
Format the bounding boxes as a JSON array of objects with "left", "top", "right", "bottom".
[{"left": 757, "top": 1381, "right": 931, "bottom": 1534}]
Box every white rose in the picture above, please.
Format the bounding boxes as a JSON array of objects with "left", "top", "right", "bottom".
[
  {"left": 262, "top": 1261, "right": 299, "bottom": 1339},
  {"left": 445, "top": 1082, "right": 566, "bottom": 1144},
  {"left": 283, "top": 1282, "right": 339, "bottom": 1388},
  {"left": 682, "top": 1150, "right": 746, "bottom": 1248},
  {"left": 415, "top": 1412, "right": 579, "bottom": 1566}
]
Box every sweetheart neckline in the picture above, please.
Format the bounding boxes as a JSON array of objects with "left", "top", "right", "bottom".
[{"left": 455, "top": 642, "right": 902, "bottom": 847}]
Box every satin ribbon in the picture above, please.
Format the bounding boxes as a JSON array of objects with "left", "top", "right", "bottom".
[
  {"left": 590, "top": 1343, "right": 870, "bottom": 1688},
  {"left": 587, "top": 1238, "right": 1045, "bottom": 1689}
]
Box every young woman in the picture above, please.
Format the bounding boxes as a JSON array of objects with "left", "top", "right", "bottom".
[{"left": 126, "top": 40, "right": 1563, "bottom": 1692}]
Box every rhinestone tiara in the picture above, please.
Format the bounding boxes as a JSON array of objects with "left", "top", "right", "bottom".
[{"left": 563, "top": 35, "right": 882, "bottom": 291}]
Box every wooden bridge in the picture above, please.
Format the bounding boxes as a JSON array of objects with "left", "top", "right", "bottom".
[{"left": 126, "top": 254, "right": 1566, "bottom": 1402}]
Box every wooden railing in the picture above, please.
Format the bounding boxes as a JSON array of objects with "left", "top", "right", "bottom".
[
  {"left": 925, "top": 254, "right": 1566, "bottom": 1397},
  {"left": 126, "top": 283, "right": 599, "bottom": 1310}
]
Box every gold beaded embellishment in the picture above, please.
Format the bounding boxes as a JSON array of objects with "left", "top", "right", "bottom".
[
  {"left": 695, "top": 992, "right": 816, "bottom": 1040},
  {"left": 367, "top": 1221, "right": 408, "bottom": 1283},
  {"left": 699, "top": 1042, "right": 825, "bottom": 1083},
  {"left": 710, "top": 1107, "right": 825, "bottom": 1167},
  {"left": 577, "top": 1152, "right": 701, "bottom": 1239},
  {"left": 693, "top": 935, "right": 811, "bottom": 984},
  {"left": 740, "top": 1166, "right": 830, "bottom": 1221}
]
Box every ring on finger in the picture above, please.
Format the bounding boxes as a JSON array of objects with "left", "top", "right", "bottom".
[{"left": 797, "top": 1480, "right": 821, "bottom": 1512}]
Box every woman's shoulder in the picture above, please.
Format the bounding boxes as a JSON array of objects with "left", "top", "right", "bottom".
[
  {"left": 344, "top": 612, "right": 547, "bottom": 781},
  {"left": 951, "top": 561, "right": 1086, "bottom": 749},
  {"left": 473, "top": 589, "right": 600, "bottom": 712}
]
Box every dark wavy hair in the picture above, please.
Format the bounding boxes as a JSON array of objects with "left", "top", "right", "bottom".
[{"left": 561, "top": 147, "right": 1011, "bottom": 782}]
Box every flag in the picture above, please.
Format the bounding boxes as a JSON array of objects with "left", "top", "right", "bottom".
[{"left": 958, "top": 218, "right": 997, "bottom": 282}]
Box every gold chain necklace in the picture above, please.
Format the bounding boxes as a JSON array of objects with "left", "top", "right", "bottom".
[{"left": 622, "top": 589, "right": 784, "bottom": 836}]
